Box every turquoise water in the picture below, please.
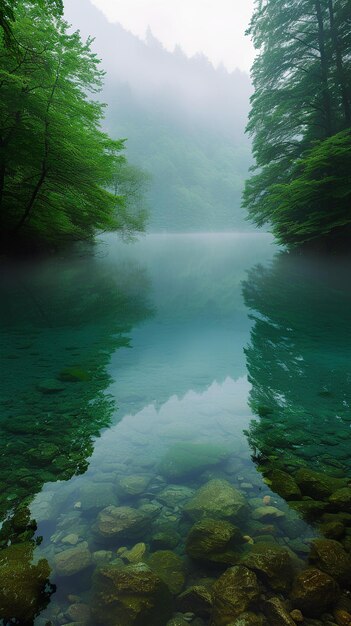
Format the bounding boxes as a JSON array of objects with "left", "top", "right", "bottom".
[{"left": 1, "top": 233, "right": 351, "bottom": 625}]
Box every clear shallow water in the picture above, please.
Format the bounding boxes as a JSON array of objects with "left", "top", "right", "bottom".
[{"left": 1, "top": 233, "right": 351, "bottom": 625}]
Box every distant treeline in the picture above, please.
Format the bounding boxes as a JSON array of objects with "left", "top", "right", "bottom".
[
  {"left": 244, "top": 0, "right": 351, "bottom": 247},
  {"left": 0, "top": 1, "right": 147, "bottom": 252}
]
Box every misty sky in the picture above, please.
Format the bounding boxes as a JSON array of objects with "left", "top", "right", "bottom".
[{"left": 90, "top": 0, "right": 255, "bottom": 73}]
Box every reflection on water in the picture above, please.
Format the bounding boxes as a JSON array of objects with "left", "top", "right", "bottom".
[{"left": 2, "top": 235, "right": 351, "bottom": 626}]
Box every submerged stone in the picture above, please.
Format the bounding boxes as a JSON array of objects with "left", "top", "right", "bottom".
[
  {"left": 122, "top": 543, "right": 147, "bottom": 564},
  {"left": 240, "top": 543, "right": 294, "bottom": 592},
  {"left": 269, "top": 470, "right": 302, "bottom": 501},
  {"left": 92, "top": 562, "right": 173, "bottom": 626},
  {"left": 146, "top": 550, "right": 185, "bottom": 595},
  {"left": 159, "top": 443, "right": 230, "bottom": 480},
  {"left": 158, "top": 485, "right": 195, "bottom": 508},
  {"left": 186, "top": 518, "right": 243, "bottom": 564},
  {"left": 251, "top": 506, "right": 285, "bottom": 521},
  {"left": 151, "top": 529, "right": 180, "bottom": 550},
  {"left": 211, "top": 566, "right": 260, "bottom": 626},
  {"left": 93, "top": 506, "right": 149, "bottom": 541},
  {"left": 329, "top": 488, "right": 351, "bottom": 512},
  {"left": 290, "top": 567, "right": 339, "bottom": 617},
  {"left": 53, "top": 541, "right": 91, "bottom": 576},
  {"left": 79, "top": 482, "right": 118, "bottom": 511},
  {"left": 228, "top": 612, "right": 264, "bottom": 626},
  {"left": 118, "top": 475, "right": 150, "bottom": 497},
  {"left": 183, "top": 479, "right": 248, "bottom": 523},
  {"left": 263, "top": 597, "right": 296, "bottom": 626},
  {"left": 295, "top": 469, "right": 345, "bottom": 501},
  {"left": 176, "top": 585, "right": 213, "bottom": 617},
  {"left": 309, "top": 539, "right": 351, "bottom": 585}
]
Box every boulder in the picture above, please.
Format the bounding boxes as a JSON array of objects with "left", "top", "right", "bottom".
[
  {"left": 93, "top": 506, "right": 149, "bottom": 541},
  {"left": 159, "top": 442, "right": 230, "bottom": 479},
  {"left": 270, "top": 470, "right": 302, "bottom": 501},
  {"left": 329, "top": 488, "right": 351, "bottom": 512},
  {"left": 290, "top": 567, "right": 340, "bottom": 617},
  {"left": 309, "top": 539, "right": 351, "bottom": 585},
  {"left": 183, "top": 479, "right": 248, "bottom": 523},
  {"left": 227, "top": 613, "right": 264, "bottom": 626},
  {"left": 211, "top": 566, "right": 260, "bottom": 626},
  {"left": 176, "top": 585, "right": 213, "bottom": 617},
  {"left": 157, "top": 485, "right": 195, "bottom": 508},
  {"left": 146, "top": 550, "right": 185, "bottom": 595},
  {"left": 53, "top": 541, "right": 91, "bottom": 577},
  {"left": 240, "top": 544, "right": 294, "bottom": 592},
  {"left": 150, "top": 529, "right": 180, "bottom": 550},
  {"left": 295, "top": 469, "right": 345, "bottom": 500},
  {"left": 186, "top": 518, "right": 243, "bottom": 564},
  {"left": 118, "top": 475, "right": 150, "bottom": 497},
  {"left": 263, "top": 597, "right": 296, "bottom": 626},
  {"left": 251, "top": 506, "right": 285, "bottom": 521},
  {"left": 92, "top": 562, "right": 173, "bottom": 626}
]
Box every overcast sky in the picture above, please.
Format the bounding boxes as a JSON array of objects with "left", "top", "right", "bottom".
[{"left": 90, "top": 0, "right": 255, "bottom": 73}]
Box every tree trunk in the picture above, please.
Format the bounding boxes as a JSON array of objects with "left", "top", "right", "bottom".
[
  {"left": 328, "top": 0, "right": 351, "bottom": 127},
  {"left": 315, "top": 0, "right": 333, "bottom": 136}
]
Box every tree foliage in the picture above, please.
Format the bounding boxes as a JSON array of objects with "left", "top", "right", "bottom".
[
  {"left": 244, "top": 0, "right": 351, "bottom": 246},
  {"left": 0, "top": 2, "right": 147, "bottom": 251}
]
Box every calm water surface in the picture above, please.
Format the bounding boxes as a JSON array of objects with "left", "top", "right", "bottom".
[{"left": 1, "top": 233, "right": 351, "bottom": 625}]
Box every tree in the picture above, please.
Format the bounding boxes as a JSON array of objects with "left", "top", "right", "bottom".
[
  {"left": 0, "top": 2, "right": 146, "bottom": 251},
  {"left": 111, "top": 160, "right": 151, "bottom": 238},
  {"left": 243, "top": 0, "right": 351, "bottom": 246}
]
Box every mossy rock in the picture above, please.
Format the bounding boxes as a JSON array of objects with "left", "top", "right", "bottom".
[
  {"left": 146, "top": 550, "right": 185, "bottom": 595},
  {"left": 329, "top": 488, "right": 351, "bottom": 512},
  {"left": 0, "top": 542, "right": 52, "bottom": 623},
  {"left": 118, "top": 475, "right": 150, "bottom": 497},
  {"left": 269, "top": 470, "right": 302, "bottom": 501},
  {"left": 53, "top": 541, "right": 92, "bottom": 577},
  {"left": 183, "top": 479, "right": 248, "bottom": 523},
  {"left": 176, "top": 585, "right": 213, "bottom": 617},
  {"left": 92, "top": 562, "right": 173, "bottom": 626},
  {"left": 240, "top": 543, "right": 294, "bottom": 592},
  {"left": 262, "top": 597, "right": 296, "bottom": 626},
  {"left": 295, "top": 469, "right": 346, "bottom": 501},
  {"left": 290, "top": 567, "right": 340, "bottom": 617},
  {"left": 186, "top": 518, "right": 243, "bottom": 564},
  {"left": 289, "top": 499, "right": 327, "bottom": 521},
  {"left": 309, "top": 539, "right": 351, "bottom": 585},
  {"left": 211, "top": 566, "right": 260, "bottom": 626},
  {"left": 159, "top": 443, "right": 230, "bottom": 480},
  {"left": 93, "top": 506, "right": 150, "bottom": 541},
  {"left": 228, "top": 612, "right": 265, "bottom": 626}
]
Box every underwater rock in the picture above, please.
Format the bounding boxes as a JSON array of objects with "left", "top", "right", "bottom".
[
  {"left": 290, "top": 567, "right": 340, "bottom": 616},
  {"left": 211, "top": 565, "right": 260, "bottom": 626},
  {"left": 185, "top": 518, "right": 243, "bottom": 564},
  {"left": 79, "top": 482, "right": 118, "bottom": 511},
  {"left": 53, "top": 541, "right": 91, "bottom": 576},
  {"left": 227, "top": 612, "right": 264, "bottom": 626},
  {"left": 334, "top": 609, "right": 351, "bottom": 625},
  {"left": 0, "top": 542, "right": 52, "bottom": 623},
  {"left": 58, "top": 367, "right": 90, "bottom": 382},
  {"left": 251, "top": 506, "right": 285, "bottom": 521},
  {"left": 329, "top": 488, "right": 351, "bottom": 512},
  {"left": 262, "top": 597, "right": 296, "bottom": 626},
  {"left": 290, "top": 609, "right": 304, "bottom": 623},
  {"left": 92, "top": 562, "right": 173, "bottom": 626},
  {"left": 146, "top": 550, "right": 185, "bottom": 595},
  {"left": 150, "top": 529, "right": 181, "bottom": 550},
  {"left": 66, "top": 602, "right": 91, "bottom": 623},
  {"left": 183, "top": 479, "right": 248, "bottom": 523},
  {"left": 295, "top": 469, "right": 346, "bottom": 501},
  {"left": 289, "top": 499, "right": 327, "bottom": 520},
  {"left": 309, "top": 539, "right": 351, "bottom": 585},
  {"left": 93, "top": 506, "right": 150, "bottom": 541},
  {"left": 240, "top": 543, "right": 294, "bottom": 592},
  {"left": 92, "top": 550, "right": 113, "bottom": 565},
  {"left": 37, "top": 378, "right": 65, "bottom": 393},
  {"left": 320, "top": 521, "right": 345, "bottom": 540},
  {"left": 269, "top": 470, "right": 302, "bottom": 501},
  {"left": 159, "top": 443, "right": 230, "bottom": 480},
  {"left": 118, "top": 475, "right": 151, "bottom": 497},
  {"left": 176, "top": 585, "right": 213, "bottom": 617},
  {"left": 158, "top": 485, "right": 195, "bottom": 508},
  {"left": 122, "top": 543, "right": 147, "bottom": 564}
]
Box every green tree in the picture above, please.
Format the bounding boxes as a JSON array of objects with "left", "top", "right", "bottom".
[
  {"left": 243, "top": 0, "right": 351, "bottom": 246},
  {"left": 0, "top": 2, "right": 146, "bottom": 251}
]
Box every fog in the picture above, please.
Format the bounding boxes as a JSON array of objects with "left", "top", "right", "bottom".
[{"left": 64, "top": 0, "right": 254, "bottom": 231}]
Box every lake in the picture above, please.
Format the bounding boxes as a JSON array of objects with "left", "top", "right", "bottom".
[{"left": 1, "top": 233, "right": 351, "bottom": 625}]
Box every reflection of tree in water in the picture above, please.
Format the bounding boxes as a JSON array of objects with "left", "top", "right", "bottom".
[
  {"left": 242, "top": 251, "right": 351, "bottom": 474},
  {"left": 0, "top": 251, "right": 152, "bottom": 623}
]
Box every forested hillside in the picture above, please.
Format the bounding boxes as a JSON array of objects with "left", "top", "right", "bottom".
[
  {"left": 64, "top": 0, "right": 253, "bottom": 232},
  {"left": 244, "top": 0, "right": 351, "bottom": 247}
]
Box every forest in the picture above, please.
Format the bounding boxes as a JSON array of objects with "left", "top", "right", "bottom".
[{"left": 244, "top": 0, "right": 351, "bottom": 247}]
